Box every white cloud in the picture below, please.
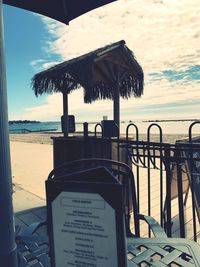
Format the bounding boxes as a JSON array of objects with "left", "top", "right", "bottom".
[
  {"left": 30, "top": 59, "right": 46, "bottom": 70},
  {"left": 30, "top": 59, "right": 60, "bottom": 71},
  {"left": 41, "top": 61, "right": 61, "bottom": 70},
  {"left": 25, "top": 94, "right": 63, "bottom": 121},
  {"left": 26, "top": 0, "right": 200, "bottom": 121},
  {"left": 41, "top": 0, "right": 200, "bottom": 73}
]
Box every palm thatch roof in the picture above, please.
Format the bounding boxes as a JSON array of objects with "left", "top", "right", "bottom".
[{"left": 32, "top": 40, "right": 144, "bottom": 103}]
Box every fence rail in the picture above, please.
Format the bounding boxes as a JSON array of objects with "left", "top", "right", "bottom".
[{"left": 92, "top": 121, "right": 200, "bottom": 241}]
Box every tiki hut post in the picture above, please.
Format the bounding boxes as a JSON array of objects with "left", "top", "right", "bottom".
[
  {"left": 61, "top": 90, "right": 69, "bottom": 137},
  {"left": 113, "top": 79, "right": 120, "bottom": 134}
]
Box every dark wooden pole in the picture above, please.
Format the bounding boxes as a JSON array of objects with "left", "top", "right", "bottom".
[
  {"left": 0, "top": 1, "right": 18, "bottom": 265},
  {"left": 61, "top": 91, "right": 69, "bottom": 137},
  {"left": 113, "top": 82, "right": 120, "bottom": 135}
]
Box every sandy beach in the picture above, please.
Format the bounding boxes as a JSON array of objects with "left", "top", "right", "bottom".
[
  {"left": 10, "top": 139, "right": 53, "bottom": 199},
  {"left": 11, "top": 130, "right": 200, "bottom": 208},
  {"left": 10, "top": 131, "right": 192, "bottom": 202},
  {"left": 10, "top": 131, "right": 191, "bottom": 144}
]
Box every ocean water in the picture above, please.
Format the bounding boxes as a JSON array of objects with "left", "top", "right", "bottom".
[
  {"left": 9, "top": 121, "right": 61, "bottom": 134},
  {"left": 9, "top": 120, "right": 200, "bottom": 135}
]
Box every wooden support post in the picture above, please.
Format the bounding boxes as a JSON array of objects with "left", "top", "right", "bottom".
[{"left": 61, "top": 91, "right": 69, "bottom": 137}]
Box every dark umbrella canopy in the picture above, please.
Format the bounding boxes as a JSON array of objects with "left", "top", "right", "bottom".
[
  {"left": 32, "top": 40, "right": 144, "bottom": 134},
  {"left": 3, "top": 0, "right": 117, "bottom": 24}
]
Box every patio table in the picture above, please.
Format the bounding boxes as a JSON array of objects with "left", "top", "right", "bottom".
[
  {"left": 127, "top": 237, "right": 200, "bottom": 266},
  {"left": 16, "top": 235, "right": 200, "bottom": 266}
]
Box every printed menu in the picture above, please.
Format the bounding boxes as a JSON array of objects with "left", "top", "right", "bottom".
[{"left": 52, "top": 191, "right": 118, "bottom": 267}]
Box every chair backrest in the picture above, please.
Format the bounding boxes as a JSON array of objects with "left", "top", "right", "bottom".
[{"left": 48, "top": 158, "right": 139, "bottom": 237}]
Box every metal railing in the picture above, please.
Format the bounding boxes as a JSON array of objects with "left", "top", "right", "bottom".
[{"left": 92, "top": 121, "right": 200, "bottom": 240}]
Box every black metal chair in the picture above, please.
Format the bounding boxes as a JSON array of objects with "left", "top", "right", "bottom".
[
  {"left": 47, "top": 158, "right": 166, "bottom": 238},
  {"left": 16, "top": 158, "right": 200, "bottom": 266},
  {"left": 16, "top": 158, "right": 166, "bottom": 266}
]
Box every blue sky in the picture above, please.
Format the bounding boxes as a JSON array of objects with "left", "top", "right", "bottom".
[
  {"left": 3, "top": 0, "right": 200, "bottom": 122},
  {"left": 3, "top": 5, "right": 60, "bottom": 117}
]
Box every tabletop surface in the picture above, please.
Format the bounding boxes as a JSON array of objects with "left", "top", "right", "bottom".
[
  {"left": 16, "top": 236, "right": 200, "bottom": 267},
  {"left": 15, "top": 207, "right": 200, "bottom": 267},
  {"left": 127, "top": 237, "right": 200, "bottom": 266}
]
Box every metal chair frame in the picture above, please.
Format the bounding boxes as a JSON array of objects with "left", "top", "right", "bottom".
[
  {"left": 47, "top": 158, "right": 166, "bottom": 238},
  {"left": 16, "top": 158, "right": 200, "bottom": 266}
]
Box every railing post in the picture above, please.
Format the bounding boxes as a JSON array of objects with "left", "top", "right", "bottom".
[
  {"left": 83, "top": 122, "right": 88, "bottom": 139},
  {"left": 165, "top": 145, "right": 172, "bottom": 237},
  {"left": 94, "top": 123, "right": 103, "bottom": 138},
  {"left": 147, "top": 123, "right": 163, "bottom": 235},
  {"left": 117, "top": 126, "right": 120, "bottom": 162},
  {"left": 176, "top": 158, "right": 185, "bottom": 238},
  {"left": 188, "top": 121, "right": 200, "bottom": 241},
  {"left": 126, "top": 123, "right": 140, "bottom": 212},
  {"left": 83, "top": 122, "right": 89, "bottom": 158}
]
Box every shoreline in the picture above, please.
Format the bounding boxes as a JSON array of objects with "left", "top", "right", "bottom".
[
  {"left": 143, "top": 119, "right": 199, "bottom": 123},
  {"left": 9, "top": 132, "right": 195, "bottom": 145}
]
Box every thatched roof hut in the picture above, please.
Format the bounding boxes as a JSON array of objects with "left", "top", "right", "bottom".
[{"left": 32, "top": 40, "right": 144, "bottom": 136}]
